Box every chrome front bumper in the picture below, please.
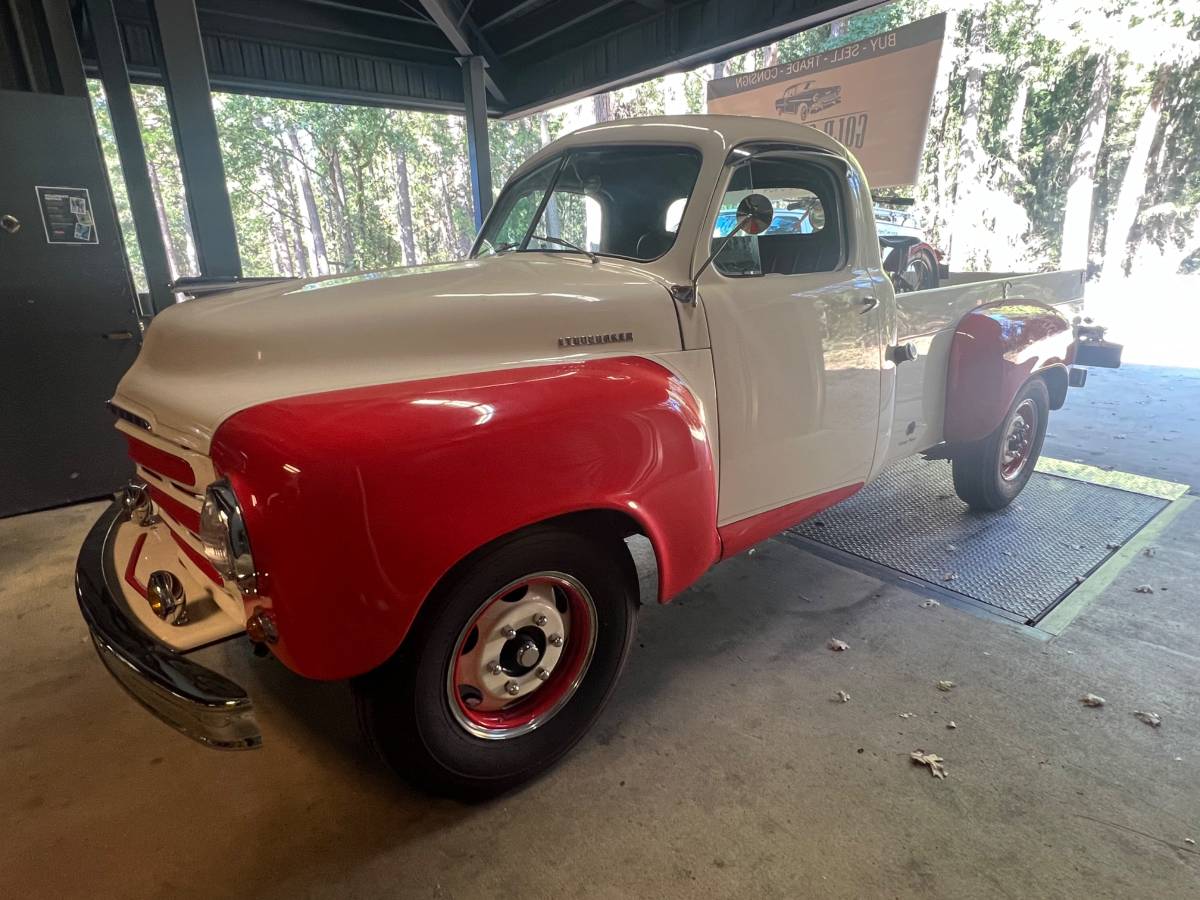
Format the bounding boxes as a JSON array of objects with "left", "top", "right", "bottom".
[{"left": 75, "top": 502, "right": 262, "bottom": 750}]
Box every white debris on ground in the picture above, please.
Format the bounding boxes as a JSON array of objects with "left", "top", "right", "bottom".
[
  {"left": 1133, "top": 711, "right": 1162, "bottom": 727},
  {"left": 947, "top": 721, "right": 958, "bottom": 730},
  {"left": 920, "top": 599, "right": 940, "bottom": 609},
  {"left": 1105, "top": 542, "right": 1122, "bottom": 550},
  {"left": 1143, "top": 547, "right": 1157, "bottom": 558},
  {"left": 910, "top": 750, "right": 947, "bottom": 779},
  {"left": 1134, "top": 585, "right": 1155, "bottom": 594},
  {"left": 946, "top": 544, "right": 957, "bottom": 552},
  {"left": 1186, "top": 838, "right": 1196, "bottom": 846},
  {"left": 936, "top": 680, "right": 956, "bottom": 692},
  {"left": 828, "top": 639, "right": 850, "bottom": 652},
  {"left": 835, "top": 690, "right": 850, "bottom": 703},
  {"left": 1081, "top": 693, "right": 1107, "bottom": 707},
  {"left": 899, "top": 712, "right": 918, "bottom": 719},
  {"left": 942, "top": 573, "right": 959, "bottom": 582},
  {"left": 1074, "top": 575, "right": 1086, "bottom": 585}
]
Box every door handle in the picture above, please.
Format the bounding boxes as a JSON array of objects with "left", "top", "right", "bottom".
[
  {"left": 859, "top": 295, "right": 879, "bottom": 314},
  {"left": 101, "top": 330, "right": 135, "bottom": 341}
]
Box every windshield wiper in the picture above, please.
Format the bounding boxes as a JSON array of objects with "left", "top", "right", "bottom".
[{"left": 528, "top": 234, "right": 598, "bottom": 264}]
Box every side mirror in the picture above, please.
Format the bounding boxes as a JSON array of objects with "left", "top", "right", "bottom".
[
  {"left": 735, "top": 193, "right": 774, "bottom": 235},
  {"left": 673, "top": 193, "right": 776, "bottom": 304}
]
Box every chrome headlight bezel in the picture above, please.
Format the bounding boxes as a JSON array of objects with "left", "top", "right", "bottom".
[{"left": 199, "top": 480, "right": 257, "bottom": 596}]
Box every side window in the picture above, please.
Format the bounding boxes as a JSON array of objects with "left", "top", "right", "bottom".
[{"left": 713, "top": 156, "right": 847, "bottom": 277}]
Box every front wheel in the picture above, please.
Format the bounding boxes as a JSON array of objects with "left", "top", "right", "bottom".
[
  {"left": 353, "top": 526, "right": 638, "bottom": 798},
  {"left": 951, "top": 378, "right": 1049, "bottom": 511}
]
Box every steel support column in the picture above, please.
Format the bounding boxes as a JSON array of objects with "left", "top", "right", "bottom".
[
  {"left": 146, "top": 0, "right": 241, "bottom": 277},
  {"left": 84, "top": 0, "right": 175, "bottom": 313},
  {"left": 461, "top": 55, "right": 493, "bottom": 231}
]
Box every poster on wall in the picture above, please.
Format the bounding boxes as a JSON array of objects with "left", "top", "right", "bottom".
[
  {"left": 35, "top": 186, "right": 99, "bottom": 245},
  {"left": 706, "top": 14, "right": 947, "bottom": 188}
]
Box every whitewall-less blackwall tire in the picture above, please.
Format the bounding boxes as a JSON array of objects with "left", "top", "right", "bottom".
[
  {"left": 352, "top": 525, "right": 639, "bottom": 799},
  {"left": 951, "top": 378, "right": 1050, "bottom": 512}
]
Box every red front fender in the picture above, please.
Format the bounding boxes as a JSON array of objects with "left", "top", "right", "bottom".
[
  {"left": 943, "top": 301, "right": 1072, "bottom": 444},
  {"left": 210, "top": 357, "right": 719, "bottom": 680}
]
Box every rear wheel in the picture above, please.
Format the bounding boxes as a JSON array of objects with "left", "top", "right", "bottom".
[
  {"left": 952, "top": 378, "right": 1049, "bottom": 511},
  {"left": 353, "top": 526, "right": 638, "bottom": 798}
]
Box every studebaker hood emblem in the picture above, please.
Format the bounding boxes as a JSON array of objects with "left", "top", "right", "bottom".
[
  {"left": 558, "top": 331, "right": 633, "bottom": 348},
  {"left": 114, "top": 255, "right": 680, "bottom": 448}
]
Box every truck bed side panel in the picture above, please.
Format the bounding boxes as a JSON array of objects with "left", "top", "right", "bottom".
[{"left": 883, "top": 270, "right": 1084, "bottom": 464}]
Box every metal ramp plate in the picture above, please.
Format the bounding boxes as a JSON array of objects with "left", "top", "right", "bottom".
[{"left": 786, "top": 456, "right": 1169, "bottom": 624}]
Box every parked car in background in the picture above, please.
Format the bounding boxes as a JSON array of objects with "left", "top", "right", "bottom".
[{"left": 76, "top": 116, "right": 1120, "bottom": 798}]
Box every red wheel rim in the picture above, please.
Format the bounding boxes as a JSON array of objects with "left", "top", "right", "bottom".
[
  {"left": 1000, "top": 398, "right": 1038, "bottom": 481},
  {"left": 446, "top": 572, "right": 597, "bottom": 740}
]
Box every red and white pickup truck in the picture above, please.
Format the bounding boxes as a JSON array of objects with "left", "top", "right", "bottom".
[{"left": 76, "top": 115, "right": 1120, "bottom": 796}]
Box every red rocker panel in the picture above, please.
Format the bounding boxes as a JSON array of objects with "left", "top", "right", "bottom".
[
  {"left": 210, "top": 357, "right": 720, "bottom": 680},
  {"left": 943, "top": 301, "right": 1072, "bottom": 444}
]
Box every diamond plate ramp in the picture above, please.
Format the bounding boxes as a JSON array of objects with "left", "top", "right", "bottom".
[{"left": 787, "top": 456, "right": 1168, "bottom": 623}]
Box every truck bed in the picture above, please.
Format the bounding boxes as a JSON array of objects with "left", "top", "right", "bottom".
[{"left": 883, "top": 269, "right": 1085, "bottom": 466}]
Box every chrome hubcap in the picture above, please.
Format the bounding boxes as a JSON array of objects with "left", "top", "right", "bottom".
[{"left": 447, "top": 572, "right": 597, "bottom": 740}]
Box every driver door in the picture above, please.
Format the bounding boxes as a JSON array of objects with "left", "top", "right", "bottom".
[{"left": 697, "top": 150, "right": 882, "bottom": 527}]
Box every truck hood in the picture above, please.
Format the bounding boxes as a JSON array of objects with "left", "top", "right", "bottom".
[{"left": 114, "top": 254, "right": 683, "bottom": 451}]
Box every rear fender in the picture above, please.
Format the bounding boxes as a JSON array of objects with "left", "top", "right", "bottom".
[
  {"left": 210, "top": 357, "right": 719, "bottom": 680},
  {"left": 943, "top": 301, "right": 1072, "bottom": 444}
]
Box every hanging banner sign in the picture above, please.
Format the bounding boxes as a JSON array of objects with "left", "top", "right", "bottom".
[{"left": 706, "top": 14, "right": 946, "bottom": 187}]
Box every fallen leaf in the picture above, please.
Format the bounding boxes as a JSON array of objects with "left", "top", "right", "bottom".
[
  {"left": 1068, "top": 543, "right": 1084, "bottom": 551},
  {"left": 942, "top": 573, "right": 959, "bottom": 582},
  {"left": 835, "top": 690, "right": 850, "bottom": 703},
  {"left": 1074, "top": 576, "right": 1086, "bottom": 585},
  {"left": 920, "top": 599, "right": 940, "bottom": 609},
  {"left": 1134, "top": 585, "right": 1154, "bottom": 594},
  {"left": 947, "top": 721, "right": 957, "bottom": 730},
  {"left": 936, "top": 680, "right": 956, "bottom": 692},
  {"left": 1143, "top": 547, "right": 1157, "bottom": 558},
  {"left": 946, "top": 544, "right": 957, "bottom": 552},
  {"left": 1081, "top": 693, "right": 1106, "bottom": 707},
  {"left": 1115, "top": 434, "right": 1127, "bottom": 440},
  {"left": 1002, "top": 550, "right": 1015, "bottom": 557},
  {"left": 910, "top": 750, "right": 947, "bottom": 779},
  {"left": 1105, "top": 542, "right": 1121, "bottom": 550},
  {"left": 828, "top": 638, "right": 850, "bottom": 652},
  {"left": 1133, "top": 710, "right": 1162, "bottom": 727}
]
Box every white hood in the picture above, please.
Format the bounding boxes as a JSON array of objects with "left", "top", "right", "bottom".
[{"left": 114, "top": 254, "right": 683, "bottom": 450}]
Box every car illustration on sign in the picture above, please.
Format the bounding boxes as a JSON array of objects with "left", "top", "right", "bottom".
[{"left": 775, "top": 81, "right": 842, "bottom": 120}]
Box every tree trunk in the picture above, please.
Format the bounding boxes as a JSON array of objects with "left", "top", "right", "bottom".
[
  {"left": 147, "top": 159, "right": 179, "bottom": 281},
  {"left": 593, "top": 92, "right": 612, "bottom": 123},
  {"left": 1060, "top": 52, "right": 1113, "bottom": 273},
  {"left": 1102, "top": 66, "right": 1169, "bottom": 279},
  {"left": 394, "top": 145, "right": 418, "bottom": 266},
  {"left": 286, "top": 129, "right": 327, "bottom": 273},
  {"left": 948, "top": 12, "right": 987, "bottom": 268},
  {"left": 1002, "top": 75, "right": 1028, "bottom": 161},
  {"left": 328, "top": 149, "right": 356, "bottom": 269},
  {"left": 662, "top": 72, "right": 688, "bottom": 116}
]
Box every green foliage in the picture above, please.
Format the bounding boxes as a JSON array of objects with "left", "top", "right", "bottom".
[{"left": 88, "top": 0, "right": 1200, "bottom": 282}]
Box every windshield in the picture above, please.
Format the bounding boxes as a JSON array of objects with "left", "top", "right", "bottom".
[{"left": 472, "top": 145, "right": 704, "bottom": 262}]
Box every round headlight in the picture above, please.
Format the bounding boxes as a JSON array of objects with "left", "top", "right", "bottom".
[{"left": 199, "top": 480, "right": 257, "bottom": 595}]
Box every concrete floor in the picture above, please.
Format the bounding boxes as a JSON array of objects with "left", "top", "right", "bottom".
[{"left": 2, "top": 364, "right": 1198, "bottom": 899}]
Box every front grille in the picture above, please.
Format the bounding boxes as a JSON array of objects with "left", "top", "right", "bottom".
[{"left": 121, "top": 429, "right": 220, "bottom": 586}]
